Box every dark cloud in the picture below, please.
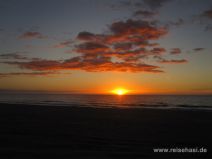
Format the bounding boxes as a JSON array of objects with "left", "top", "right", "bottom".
[
  {"left": 104, "top": 19, "right": 167, "bottom": 46},
  {"left": 201, "top": 9, "right": 212, "bottom": 19},
  {"left": 142, "top": 0, "right": 169, "bottom": 10},
  {"left": 193, "top": 48, "right": 205, "bottom": 52},
  {"left": 19, "top": 31, "right": 46, "bottom": 39},
  {"left": 53, "top": 40, "right": 73, "bottom": 48},
  {"left": 159, "top": 59, "right": 188, "bottom": 64},
  {"left": 0, "top": 52, "right": 28, "bottom": 60},
  {"left": 167, "top": 18, "right": 184, "bottom": 28},
  {"left": 0, "top": 71, "right": 59, "bottom": 78},
  {"left": 170, "top": 48, "right": 181, "bottom": 54},
  {"left": 110, "top": 0, "right": 170, "bottom": 13},
  {"left": 109, "top": 19, "right": 167, "bottom": 39},
  {"left": 195, "top": 8, "right": 212, "bottom": 31},
  {"left": 75, "top": 19, "right": 167, "bottom": 49},
  {"left": 154, "top": 55, "right": 187, "bottom": 64},
  {"left": 205, "top": 24, "right": 212, "bottom": 31},
  {"left": 77, "top": 31, "right": 104, "bottom": 42},
  {"left": 113, "top": 43, "right": 133, "bottom": 52},
  {"left": 75, "top": 42, "right": 110, "bottom": 54},
  {"left": 4, "top": 59, "right": 61, "bottom": 71},
  {"left": 133, "top": 10, "right": 157, "bottom": 18}
]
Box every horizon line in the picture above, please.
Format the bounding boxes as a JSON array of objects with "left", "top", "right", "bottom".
[{"left": 0, "top": 89, "right": 211, "bottom": 96}]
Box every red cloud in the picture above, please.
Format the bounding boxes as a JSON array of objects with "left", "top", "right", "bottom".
[{"left": 19, "top": 32, "right": 46, "bottom": 39}]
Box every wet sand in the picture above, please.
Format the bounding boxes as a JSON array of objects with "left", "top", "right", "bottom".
[{"left": 0, "top": 103, "right": 212, "bottom": 158}]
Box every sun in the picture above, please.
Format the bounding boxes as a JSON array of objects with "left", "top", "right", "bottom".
[{"left": 112, "top": 88, "right": 128, "bottom": 95}]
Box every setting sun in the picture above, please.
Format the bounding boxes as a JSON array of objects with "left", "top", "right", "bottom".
[{"left": 112, "top": 88, "right": 128, "bottom": 95}]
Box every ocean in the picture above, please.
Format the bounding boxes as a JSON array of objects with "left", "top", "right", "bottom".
[{"left": 0, "top": 93, "right": 212, "bottom": 110}]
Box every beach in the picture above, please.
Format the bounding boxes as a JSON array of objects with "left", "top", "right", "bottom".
[{"left": 0, "top": 103, "right": 212, "bottom": 158}]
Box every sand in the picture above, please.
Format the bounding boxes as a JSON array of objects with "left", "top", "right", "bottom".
[{"left": 0, "top": 103, "right": 211, "bottom": 158}]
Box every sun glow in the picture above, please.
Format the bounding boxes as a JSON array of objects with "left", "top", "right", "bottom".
[{"left": 112, "top": 88, "right": 128, "bottom": 95}]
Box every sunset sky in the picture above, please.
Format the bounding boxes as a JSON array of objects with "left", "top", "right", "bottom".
[{"left": 0, "top": 0, "right": 212, "bottom": 94}]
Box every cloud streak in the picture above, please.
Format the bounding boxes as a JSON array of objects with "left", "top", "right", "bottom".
[
  {"left": 0, "top": 52, "right": 28, "bottom": 60},
  {"left": 133, "top": 10, "right": 157, "bottom": 18},
  {"left": 3, "top": 57, "right": 164, "bottom": 73},
  {"left": 193, "top": 48, "right": 205, "bottom": 52},
  {"left": 0, "top": 71, "right": 60, "bottom": 78},
  {"left": 170, "top": 48, "right": 181, "bottom": 55},
  {"left": 142, "top": 0, "right": 169, "bottom": 10},
  {"left": 159, "top": 59, "right": 188, "bottom": 64},
  {"left": 53, "top": 40, "right": 73, "bottom": 48},
  {"left": 19, "top": 31, "right": 46, "bottom": 39}
]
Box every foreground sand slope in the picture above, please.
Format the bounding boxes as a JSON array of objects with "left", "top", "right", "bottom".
[{"left": 0, "top": 103, "right": 211, "bottom": 158}]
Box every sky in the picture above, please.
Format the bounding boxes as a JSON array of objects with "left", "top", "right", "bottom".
[{"left": 0, "top": 0, "right": 212, "bottom": 94}]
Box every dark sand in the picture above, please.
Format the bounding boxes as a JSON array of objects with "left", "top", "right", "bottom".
[{"left": 0, "top": 103, "right": 212, "bottom": 158}]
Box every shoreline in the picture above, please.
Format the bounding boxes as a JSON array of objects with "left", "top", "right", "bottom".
[{"left": 0, "top": 102, "right": 212, "bottom": 111}]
